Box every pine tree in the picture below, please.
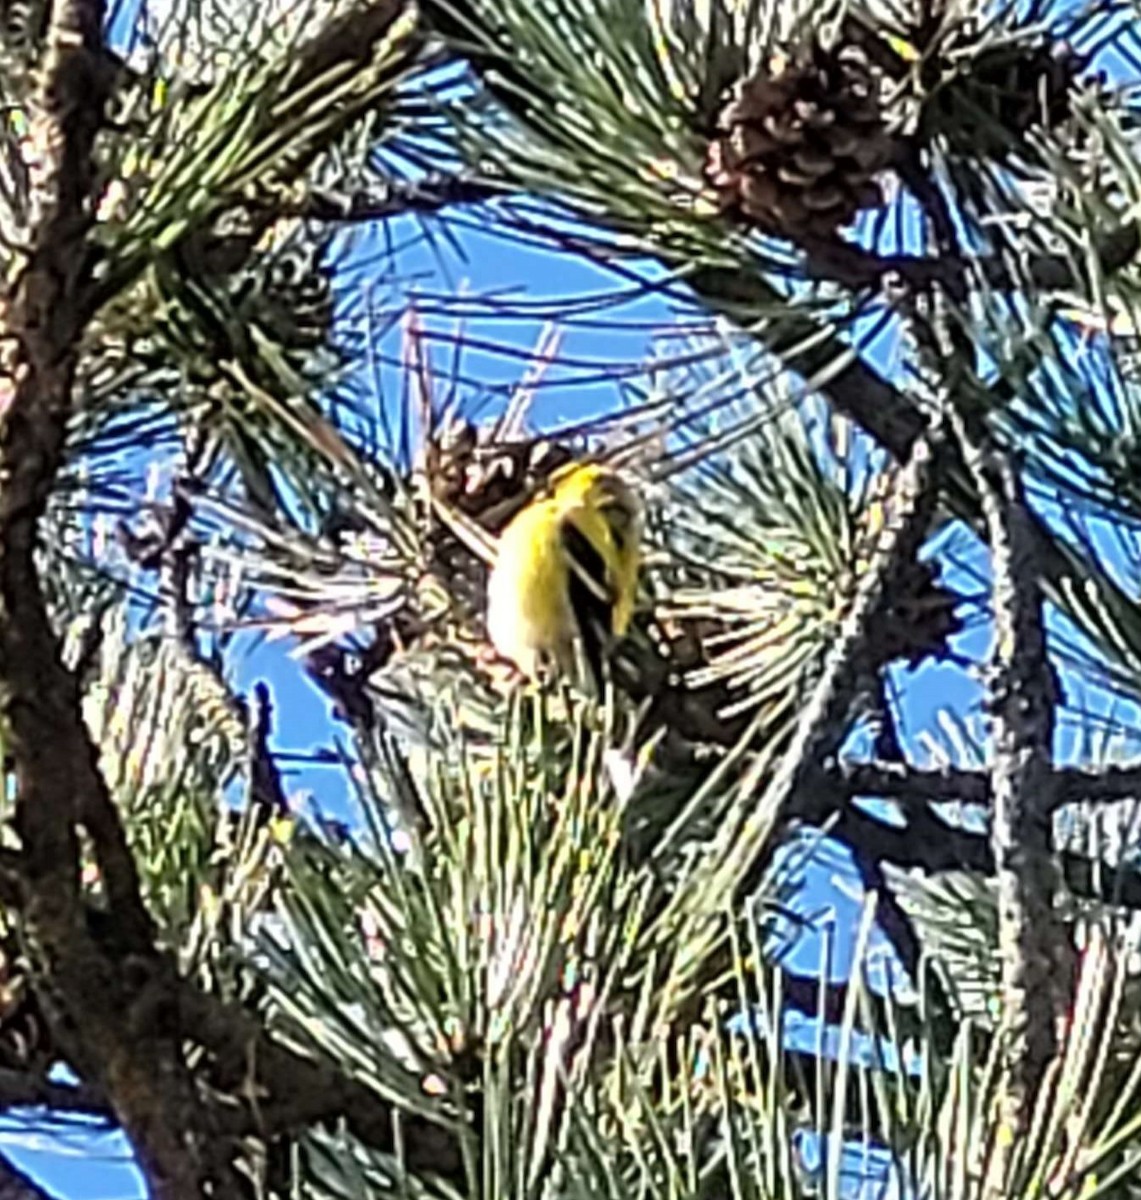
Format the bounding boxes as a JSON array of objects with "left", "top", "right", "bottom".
[{"left": 1, "top": 0, "right": 1141, "bottom": 1197}]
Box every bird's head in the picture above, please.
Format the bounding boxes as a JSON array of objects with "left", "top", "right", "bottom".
[{"left": 549, "top": 462, "right": 641, "bottom": 546}]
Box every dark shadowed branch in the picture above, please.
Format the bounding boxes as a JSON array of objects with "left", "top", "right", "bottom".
[
  {"left": 171, "top": 978, "right": 465, "bottom": 1179},
  {"left": 0, "top": 1069, "right": 111, "bottom": 1118},
  {"left": 0, "top": 0, "right": 151, "bottom": 951},
  {"left": 802, "top": 224, "right": 1139, "bottom": 295},
  {"left": 835, "top": 674, "right": 930, "bottom": 1006},
  {"left": 825, "top": 759, "right": 1141, "bottom": 812},
  {"left": 795, "top": 791, "right": 1141, "bottom": 909},
  {"left": 280, "top": 174, "right": 509, "bottom": 222}
]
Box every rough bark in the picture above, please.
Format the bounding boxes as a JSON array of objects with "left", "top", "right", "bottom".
[{"left": 953, "top": 410, "right": 1074, "bottom": 1198}]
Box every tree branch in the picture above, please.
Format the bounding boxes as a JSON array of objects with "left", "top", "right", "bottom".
[
  {"left": 682, "top": 258, "right": 1141, "bottom": 711},
  {"left": 0, "top": 4, "right": 249, "bottom": 1196},
  {"left": 801, "top": 225, "right": 1139, "bottom": 295},
  {"left": 827, "top": 760, "right": 990, "bottom": 806},
  {"left": 280, "top": 174, "right": 509, "bottom": 223},
  {"left": 794, "top": 788, "right": 1141, "bottom": 909},
  {"left": 838, "top": 673, "right": 936, "bottom": 1014},
  {"left": 953, "top": 402, "right": 1073, "bottom": 1185},
  {"left": 649, "top": 422, "right": 950, "bottom": 1033},
  {"left": 247, "top": 683, "right": 291, "bottom": 817},
  {"left": 0, "top": 0, "right": 147, "bottom": 945},
  {"left": 1052, "top": 763, "right": 1141, "bottom": 809},
  {"left": 88, "top": 0, "right": 424, "bottom": 314},
  {"left": 828, "top": 759, "right": 1141, "bottom": 813},
  {"left": 0, "top": 5, "right": 474, "bottom": 1190},
  {"left": 171, "top": 980, "right": 465, "bottom": 1181},
  {"left": 290, "top": 0, "right": 415, "bottom": 88}
]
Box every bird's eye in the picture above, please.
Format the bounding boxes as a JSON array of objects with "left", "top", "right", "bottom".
[
  {"left": 604, "top": 503, "right": 635, "bottom": 549},
  {"left": 604, "top": 501, "right": 632, "bottom": 527}
]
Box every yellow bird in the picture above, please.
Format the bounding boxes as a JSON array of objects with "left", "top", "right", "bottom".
[{"left": 485, "top": 462, "right": 642, "bottom": 687}]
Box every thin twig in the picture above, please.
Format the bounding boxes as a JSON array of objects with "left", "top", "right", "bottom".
[
  {"left": 827, "top": 759, "right": 1141, "bottom": 812},
  {"left": 803, "top": 224, "right": 1139, "bottom": 295},
  {"left": 0, "top": 1067, "right": 111, "bottom": 1117},
  {"left": 834, "top": 674, "right": 935, "bottom": 1006},
  {"left": 248, "top": 682, "right": 291, "bottom": 817},
  {"left": 826, "top": 759, "right": 990, "bottom": 806},
  {"left": 281, "top": 174, "right": 510, "bottom": 223}
]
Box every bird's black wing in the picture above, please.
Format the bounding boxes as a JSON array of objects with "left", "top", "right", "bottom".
[{"left": 561, "top": 519, "right": 614, "bottom": 689}]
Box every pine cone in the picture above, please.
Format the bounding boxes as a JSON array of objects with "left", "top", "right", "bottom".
[
  {"left": 704, "top": 43, "right": 894, "bottom": 240},
  {"left": 927, "top": 40, "right": 1083, "bottom": 161},
  {"left": 421, "top": 418, "right": 576, "bottom": 530}
]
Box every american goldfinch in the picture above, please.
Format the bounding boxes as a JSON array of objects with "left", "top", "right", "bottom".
[{"left": 486, "top": 462, "right": 641, "bottom": 686}]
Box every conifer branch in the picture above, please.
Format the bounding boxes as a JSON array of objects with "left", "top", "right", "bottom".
[
  {"left": 170, "top": 980, "right": 465, "bottom": 1180},
  {"left": 729, "top": 420, "right": 947, "bottom": 902},
  {"left": 0, "top": 4, "right": 471, "bottom": 1189},
  {"left": 798, "top": 792, "right": 1141, "bottom": 910},
  {"left": 802, "top": 225, "right": 1139, "bottom": 293},
  {"left": 87, "top": 0, "right": 423, "bottom": 313},
  {"left": 282, "top": 174, "right": 509, "bottom": 222}
]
